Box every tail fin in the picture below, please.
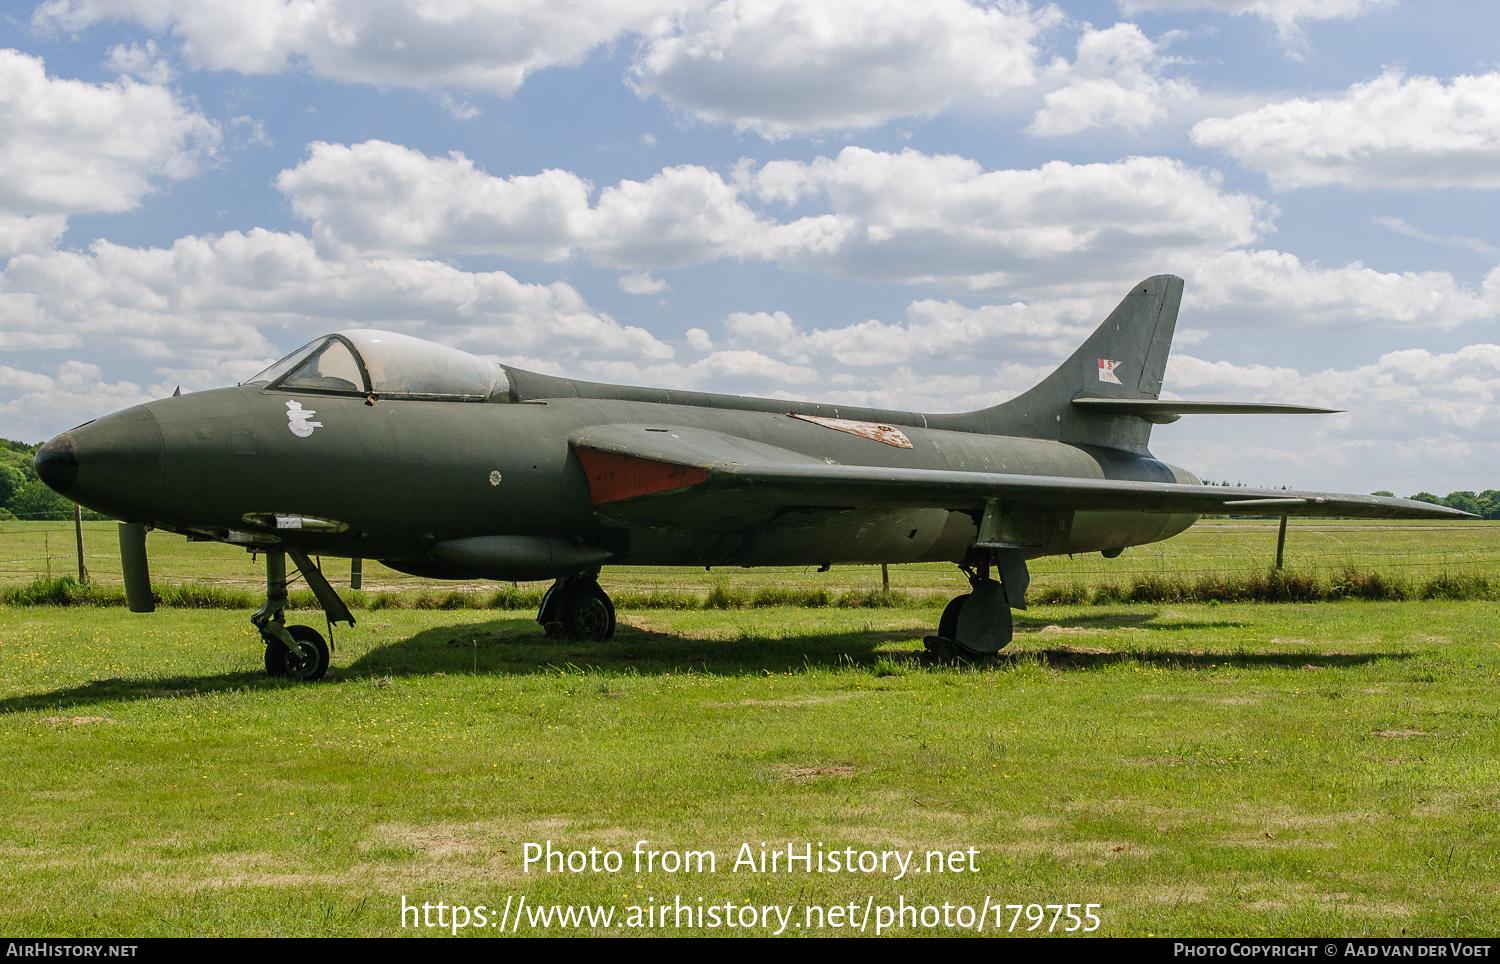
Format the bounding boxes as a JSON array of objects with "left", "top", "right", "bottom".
[{"left": 966, "top": 275, "right": 1184, "bottom": 453}]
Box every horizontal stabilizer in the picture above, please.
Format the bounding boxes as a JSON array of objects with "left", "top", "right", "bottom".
[{"left": 1072, "top": 398, "right": 1340, "bottom": 425}]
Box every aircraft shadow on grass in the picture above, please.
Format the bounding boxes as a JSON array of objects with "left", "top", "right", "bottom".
[
  {"left": 2, "top": 670, "right": 283, "bottom": 715},
  {"left": 3, "top": 610, "right": 1413, "bottom": 714}
]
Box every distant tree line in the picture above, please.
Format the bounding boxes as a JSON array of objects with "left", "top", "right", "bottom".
[
  {"left": 1203, "top": 480, "right": 1499, "bottom": 519},
  {"left": 0, "top": 438, "right": 103, "bottom": 521},
  {"left": 1188, "top": 482, "right": 1494, "bottom": 521},
  {"left": 1378, "top": 490, "right": 1500, "bottom": 519}
]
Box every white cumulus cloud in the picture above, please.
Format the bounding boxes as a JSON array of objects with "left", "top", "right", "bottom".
[
  {"left": 1116, "top": 0, "right": 1393, "bottom": 46},
  {"left": 105, "top": 39, "right": 176, "bottom": 83},
  {"left": 720, "top": 299, "right": 1095, "bottom": 368},
  {"left": 618, "top": 271, "right": 669, "bottom": 295},
  {"left": 270, "top": 139, "right": 1500, "bottom": 341},
  {"left": 33, "top": 0, "right": 698, "bottom": 94},
  {"left": 0, "top": 215, "right": 68, "bottom": 260},
  {"left": 1153, "top": 342, "right": 1500, "bottom": 491},
  {"left": 1192, "top": 70, "right": 1500, "bottom": 190},
  {"left": 746, "top": 148, "right": 1268, "bottom": 291},
  {"left": 0, "top": 48, "right": 218, "bottom": 253},
  {"left": 0, "top": 229, "right": 673, "bottom": 393},
  {"left": 630, "top": 0, "right": 1054, "bottom": 138},
  {"left": 277, "top": 141, "right": 1269, "bottom": 294},
  {"left": 276, "top": 140, "right": 805, "bottom": 268},
  {"left": 277, "top": 140, "right": 593, "bottom": 260},
  {"left": 1185, "top": 250, "right": 1500, "bottom": 329},
  {"left": 0, "top": 364, "right": 56, "bottom": 395},
  {"left": 1029, "top": 23, "right": 1197, "bottom": 137},
  {"left": 0, "top": 366, "right": 154, "bottom": 442}
]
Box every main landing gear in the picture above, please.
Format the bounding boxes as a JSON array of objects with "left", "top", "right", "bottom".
[
  {"left": 250, "top": 549, "right": 355, "bottom": 681},
  {"left": 537, "top": 568, "right": 616, "bottom": 641},
  {"left": 924, "top": 547, "right": 1030, "bottom": 660}
]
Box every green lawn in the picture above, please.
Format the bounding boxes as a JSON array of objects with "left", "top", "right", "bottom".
[{"left": 2, "top": 599, "right": 1496, "bottom": 936}]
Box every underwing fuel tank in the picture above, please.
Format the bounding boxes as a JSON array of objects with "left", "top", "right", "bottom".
[{"left": 427, "top": 535, "right": 613, "bottom": 581}]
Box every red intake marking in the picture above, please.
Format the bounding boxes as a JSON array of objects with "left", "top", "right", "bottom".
[{"left": 573, "top": 446, "right": 709, "bottom": 504}]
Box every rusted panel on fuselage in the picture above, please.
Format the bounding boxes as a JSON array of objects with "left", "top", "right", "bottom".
[{"left": 787, "top": 412, "right": 914, "bottom": 448}]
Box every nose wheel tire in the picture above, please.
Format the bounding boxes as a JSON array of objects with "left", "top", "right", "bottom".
[{"left": 264, "top": 624, "right": 330, "bottom": 680}]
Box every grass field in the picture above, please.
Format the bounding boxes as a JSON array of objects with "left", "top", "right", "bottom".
[{"left": 2, "top": 597, "right": 1497, "bottom": 937}]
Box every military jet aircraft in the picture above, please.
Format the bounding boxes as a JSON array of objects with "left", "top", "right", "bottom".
[{"left": 34, "top": 275, "right": 1469, "bottom": 678}]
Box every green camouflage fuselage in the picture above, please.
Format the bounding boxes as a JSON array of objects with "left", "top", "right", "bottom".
[{"left": 60, "top": 379, "right": 1198, "bottom": 579}]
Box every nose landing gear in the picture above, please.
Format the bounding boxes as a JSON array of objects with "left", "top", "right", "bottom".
[{"left": 251, "top": 549, "right": 354, "bottom": 681}]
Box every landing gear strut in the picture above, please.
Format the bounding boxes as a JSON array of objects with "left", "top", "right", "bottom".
[
  {"left": 537, "top": 568, "right": 616, "bottom": 641},
  {"left": 251, "top": 549, "right": 354, "bottom": 681},
  {"left": 925, "top": 548, "right": 1029, "bottom": 659}
]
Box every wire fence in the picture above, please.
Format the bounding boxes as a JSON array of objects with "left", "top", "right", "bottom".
[{"left": 4, "top": 520, "right": 1497, "bottom": 599}]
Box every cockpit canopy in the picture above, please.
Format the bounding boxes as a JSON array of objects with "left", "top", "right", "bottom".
[{"left": 248, "top": 330, "right": 510, "bottom": 402}]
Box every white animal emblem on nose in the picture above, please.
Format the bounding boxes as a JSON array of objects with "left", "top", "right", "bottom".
[{"left": 286, "top": 400, "right": 323, "bottom": 438}]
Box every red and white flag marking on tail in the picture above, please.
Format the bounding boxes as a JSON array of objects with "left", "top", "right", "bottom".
[{"left": 1097, "top": 358, "right": 1123, "bottom": 385}]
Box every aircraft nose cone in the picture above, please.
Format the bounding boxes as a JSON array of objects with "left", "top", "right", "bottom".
[
  {"left": 34, "top": 433, "right": 79, "bottom": 496},
  {"left": 48, "top": 406, "right": 165, "bottom": 521}
]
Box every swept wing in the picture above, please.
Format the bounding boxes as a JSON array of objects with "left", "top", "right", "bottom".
[{"left": 569, "top": 424, "right": 1470, "bottom": 531}]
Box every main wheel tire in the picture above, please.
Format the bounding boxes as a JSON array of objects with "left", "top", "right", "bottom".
[
  {"left": 264, "top": 624, "right": 330, "bottom": 681},
  {"left": 561, "top": 582, "right": 615, "bottom": 641},
  {"left": 923, "top": 635, "right": 959, "bottom": 661},
  {"left": 537, "top": 580, "right": 563, "bottom": 627},
  {"left": 938, "top": 593, "right": 968, "bottom": 642},
  {"left": 953, "top": 581, "right": 1013, "bottom": 655}
]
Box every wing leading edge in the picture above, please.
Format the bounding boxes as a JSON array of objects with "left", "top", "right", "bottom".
[{"left": 569, "top": 424, "right": 1472, "bottom": 531}]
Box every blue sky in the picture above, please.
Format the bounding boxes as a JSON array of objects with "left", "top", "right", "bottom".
[{"left": 2, "top": 0, "right": 1498, "bottom": 496}]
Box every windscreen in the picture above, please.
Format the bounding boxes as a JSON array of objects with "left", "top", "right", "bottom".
[
  {"left": 277, "top": 337, "right": 369, "bottom": 394},
  {"left": 246, "top": 338, "right": 322, "bottom": 386}
]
